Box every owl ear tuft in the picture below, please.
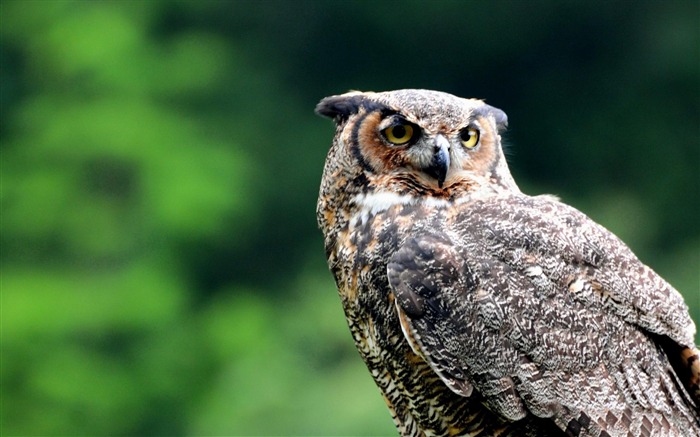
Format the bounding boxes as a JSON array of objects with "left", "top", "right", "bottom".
[
  {"left": 316, "top": 92, "right": 387, "bottom": 123},
  {"left": 477, "top": 104, "right": 508, "bottom": 133},
  {"left": 315, "top": 93, "right": 366, "bottom": 122}
]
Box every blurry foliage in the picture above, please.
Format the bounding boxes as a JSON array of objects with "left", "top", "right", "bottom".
[{"left": 1, "top": 0, "right": 698, "bottom": 436}]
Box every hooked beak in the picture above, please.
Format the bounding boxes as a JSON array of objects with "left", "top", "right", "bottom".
[{"left": 426, "top": 135, "right": 450, "bottom": 188}]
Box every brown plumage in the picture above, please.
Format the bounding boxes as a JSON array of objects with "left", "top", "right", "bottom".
[{"left": 316, "top": 89, "right": 700, "bottom": 436}]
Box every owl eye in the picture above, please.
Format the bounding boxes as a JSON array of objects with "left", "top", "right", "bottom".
[
  {"left": 382, "top": 123, "right": 415, "bottom": 145},
  {"left": 460, "top": 128, "right": 480, "bottom": 149}
]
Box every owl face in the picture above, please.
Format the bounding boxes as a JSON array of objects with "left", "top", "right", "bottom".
[{"left": 316, "top": 89, "right": 516, "bottom": 198}]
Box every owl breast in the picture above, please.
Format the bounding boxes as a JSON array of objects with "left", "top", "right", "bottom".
[{"left": 331, "top": 199, "right": 565, "bottom": 436}]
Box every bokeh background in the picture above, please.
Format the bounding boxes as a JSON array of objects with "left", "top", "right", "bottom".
[{"left": 2, "top": 1, "right": 698, "bottom": 435}]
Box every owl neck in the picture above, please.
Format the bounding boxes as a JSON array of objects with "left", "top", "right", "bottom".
[
  {"left": 318, "top": 169, "right": 515, "bottom": 234},
  {"left": 317, "top": 154, "right": 520, "bottom": 256}
]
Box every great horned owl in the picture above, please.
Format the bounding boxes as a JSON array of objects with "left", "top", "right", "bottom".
[{"left": 316, "top": 89, "right": 700, "bottom": 436}]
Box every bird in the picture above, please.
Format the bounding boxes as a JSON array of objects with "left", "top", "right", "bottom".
[{"left": 315, "top": 89, "right": 700, "bottom": 437}]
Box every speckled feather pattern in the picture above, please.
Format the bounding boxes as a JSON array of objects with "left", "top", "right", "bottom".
[{"left": 316, "top": 89, "right": 700, "bottom": 436}]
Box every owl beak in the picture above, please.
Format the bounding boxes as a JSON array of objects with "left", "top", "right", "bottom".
[{"left": 427, "top": 135, "right": 450, "bottom": 188}]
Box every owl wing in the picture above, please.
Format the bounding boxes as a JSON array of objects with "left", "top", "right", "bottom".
[{"left": 387, "top": 194, "right": 700, "bottom": 435}]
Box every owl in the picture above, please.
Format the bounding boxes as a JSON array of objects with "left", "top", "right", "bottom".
[{"left": 315, "top": 89, "right": 700, "bottom": 437}]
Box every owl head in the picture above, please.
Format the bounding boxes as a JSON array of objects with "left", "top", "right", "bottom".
[{"left": 316, "top": 89, "right": 519, "bottom": 202}]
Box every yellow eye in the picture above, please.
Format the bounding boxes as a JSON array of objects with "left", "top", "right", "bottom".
[
  {"left": 383, "top": 123, "right": 415, "bottom": 145},
  {"left": 460, "top": 128, "right": 480, "bottom": 148}
]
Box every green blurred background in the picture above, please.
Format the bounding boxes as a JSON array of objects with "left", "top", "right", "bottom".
[{"left": 1, "top": 1, "right": 698, "bottom": 435}]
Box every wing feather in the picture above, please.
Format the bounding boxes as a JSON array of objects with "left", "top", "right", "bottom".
[{"left": 387, "top": 194, "right": 700, "bottom": 435}]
